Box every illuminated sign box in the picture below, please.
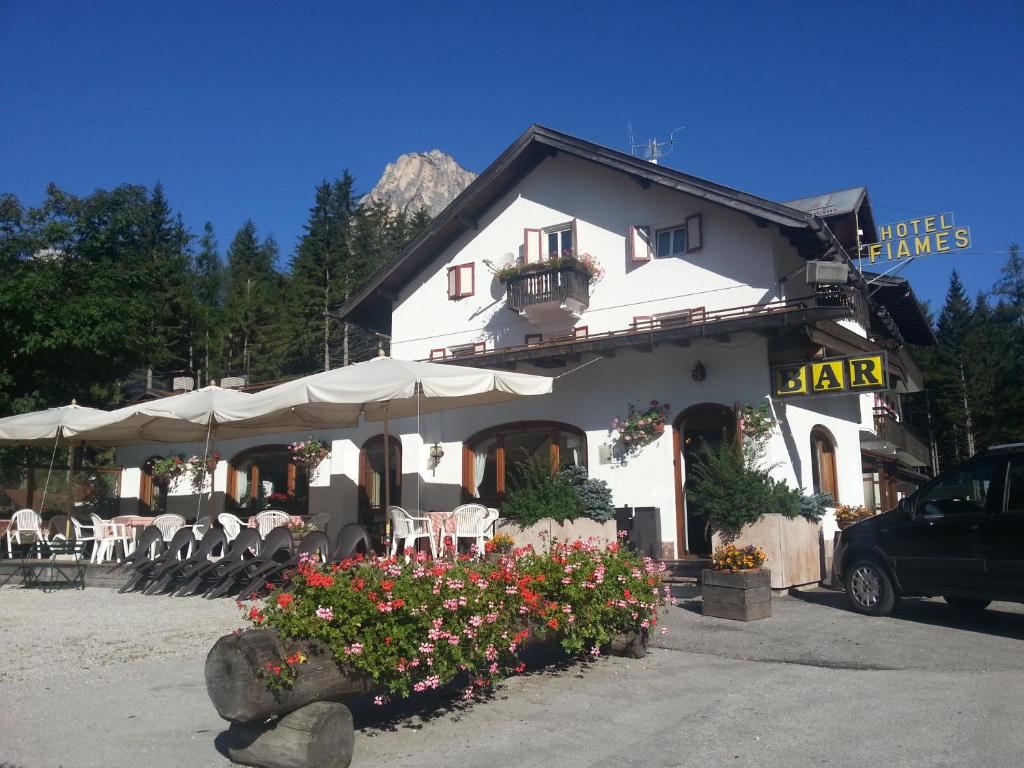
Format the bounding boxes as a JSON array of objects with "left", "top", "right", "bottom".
[{"left": 773, "top": 352, "right": 888, "bottom": 397}]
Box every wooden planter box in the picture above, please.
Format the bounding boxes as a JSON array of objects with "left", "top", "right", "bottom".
[{"left": 701, "top": 568, "right": 772, "bottom": 621}]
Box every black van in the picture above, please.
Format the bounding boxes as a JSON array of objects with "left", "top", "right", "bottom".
[{"left": 833, "top": 443, "right": 1024, "bottom": 616}]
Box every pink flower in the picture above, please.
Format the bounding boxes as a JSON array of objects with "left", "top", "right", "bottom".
[
  {"left": 660, "top": 627, "right": 669, "bottom": 636},
  {"left": 590, "top": 645, "right": 601, "bottom": 658},
  {"left": 315, "top": 605, "right": 333, "bottom": 621}
]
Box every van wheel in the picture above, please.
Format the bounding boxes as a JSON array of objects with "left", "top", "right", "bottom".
[
  {"left": 943, "top": 596, "right": 991, "bottom": 613},
  {"left": 845, "top": 560, "right": 896, "bottom": 616}
]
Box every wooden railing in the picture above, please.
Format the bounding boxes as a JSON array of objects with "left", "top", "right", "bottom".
[
  {"left": 505, "top": 265, "right": 591, "bottom": 314},
  {"left": 870, "top": 408, "right": 930, "bottom": 466}
]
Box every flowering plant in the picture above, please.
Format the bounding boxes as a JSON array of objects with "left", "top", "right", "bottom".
[
  {"left": 484, "top": 532, "right": 516, "bottom": 554},
  {"left": 286, "top": 519, "right": 318, "bottom": 538},
  {"left": 267, "top": 492, "right": 291, "bottom": 504},
  {"left": 712, "top": 544, "right": 767, "bottom": 572},
  {"left": 242, "top": 537, "right": 666, "bottom": 701},
  {"left": 288, "top": 438, "right": 330, "bottom": 471},
  {"left": 149, "top": 454, "right": 187, "bottom": 482},
  {"left": 613, "top": 400, "right": 671, "bottom": 453},
  {"left": 495, "top": 251, "right": 604, "bottom": 284},
  {"left": 835, "top": 504, "right": 872, "bottom": 525}
]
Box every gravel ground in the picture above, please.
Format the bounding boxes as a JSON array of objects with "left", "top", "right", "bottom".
[{"left": 1, "top": 586, "right": 1022, "bottom": 768}]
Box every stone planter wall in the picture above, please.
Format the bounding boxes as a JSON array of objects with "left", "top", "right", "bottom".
[
  {"left": 711, "top": 514, "right": 824, "bottom": 590},
  {"left": 495, "top": 518, "right": 617, "bottom": 552}
]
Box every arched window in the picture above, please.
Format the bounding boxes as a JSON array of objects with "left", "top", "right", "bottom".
[
  {"left": 140, "top": 456, "right": 169, "bottom": 515},
  {"left": 810, "top": 427, "right": 839, "bottom": 499},
  {"left": 359, "top": 434, "right": 402, "bottom": 525},
  {"left": 228, "top": 445, "right": 307, "bottom": 515},
  {"left": 463, "top": 422, "right": 586, "bottom": 505}
]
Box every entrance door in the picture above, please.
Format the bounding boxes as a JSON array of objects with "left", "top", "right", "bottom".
[
  {"left": 674, "top": 404, "right": 735, "bottom": 557},
  {"left": 360, "top": 435, "right": 402, "bottom": 544}
]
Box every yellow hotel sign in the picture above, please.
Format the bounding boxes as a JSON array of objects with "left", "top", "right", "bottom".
[
  {"left": 773, "top": 353, "right": 888, "bottom": 397},
  {"left": 863, "top": 212, "right": 970, "bottom": 265}
]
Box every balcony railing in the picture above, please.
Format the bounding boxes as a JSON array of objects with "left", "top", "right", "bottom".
[
  {"left": 863, "top": 407, "right": 930, "bottom": 467},
  {"left": 505, "top": 264, "right": 591, "bottom": 316}
]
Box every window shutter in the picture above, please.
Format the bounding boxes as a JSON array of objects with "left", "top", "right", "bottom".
[
  {"left": 629, "top": 225, "right": 653, "bottom": 262},
  {"left": 447, "top": 266, "right": 458, "bottom": 298},
  {"left": 685, "top": 214, "right": 703, "bottom": 252},
  {"left": 460, "top": 263, "right": 475, "bottom": 297},
  {"left": 523, "top": 228, "right": 542, "bottom": 264}
]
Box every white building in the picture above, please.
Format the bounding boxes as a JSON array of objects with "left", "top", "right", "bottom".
[{"left": 113, "top": 126, "right": 933, "bottom": 559}]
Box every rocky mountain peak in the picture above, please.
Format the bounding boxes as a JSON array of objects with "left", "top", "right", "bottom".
[{"left": 366, "top": 150, "right": 476, "bottom": 218}]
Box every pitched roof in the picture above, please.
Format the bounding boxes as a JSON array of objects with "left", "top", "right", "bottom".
[
  {"left": 335, "top": 124, "right": 823, "bottom": 329},
  {"left": 860, "top": 271, "right": 935, "bottom": 346}
]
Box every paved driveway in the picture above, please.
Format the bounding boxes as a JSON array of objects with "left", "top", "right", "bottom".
[{"left": 1, "top": 587, "right": 1022, "bottom": 768}]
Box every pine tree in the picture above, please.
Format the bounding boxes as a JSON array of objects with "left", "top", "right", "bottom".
[
  {"left": 223, "top": 221, "right": 285, "bottom": 381},
  {"left": 931, "top": 271, "right": 976, "bottom": 464},
  {"left": 192, "top": 222, "right": 224, "bottom": 387}
]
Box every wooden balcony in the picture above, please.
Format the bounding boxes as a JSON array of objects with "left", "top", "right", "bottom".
[
  {"left": 861, "top": 408, "right": 930, "bottom": 468},
  {"left": 505, "top": 264, "right": 591, "bottom": 323}
]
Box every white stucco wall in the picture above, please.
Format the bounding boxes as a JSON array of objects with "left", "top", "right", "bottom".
[{"left": 390, "top": 153, "right": 782, "bottom": 360}]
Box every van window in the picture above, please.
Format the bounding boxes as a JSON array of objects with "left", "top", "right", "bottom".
[
  {"left": 917, "top": 459, "right": 996, "bottom": 517},
  {"left": 1006, "top": 460, "right": 1024, "bottom": 514}
]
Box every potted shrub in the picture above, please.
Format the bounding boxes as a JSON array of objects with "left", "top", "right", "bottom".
[
  {"left": 835, "top": 503, "right": 872, "bottom": 529},
  {"left": 701, "top": 544, "right": 772, "bottom": 621},
  {"left": 612, "top": 400, "right": 671, "bottom": 454}
]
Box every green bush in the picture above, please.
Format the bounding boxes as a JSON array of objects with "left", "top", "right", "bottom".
[
  {"left": 798, "top": 492, "right": 835, "bottom": 521},
  {"left": 501, "top": 456, "right": 584, "bottom": 526},
  {"left": 687, "top": 442, "right": 801, "bottom": 539},
  {"left": 561, "top": 465, "right": 615, "bottom": 522}
]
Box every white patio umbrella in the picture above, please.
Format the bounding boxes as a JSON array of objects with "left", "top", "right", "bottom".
[
  {"left": 0, "top": 401, "right": 111, "bottom": 523},
  {"left": 230, "top": 356, "right": 555, "bottom": 512},
  {"left": 0, "top": 401, "right": 107, "bottom": 446}
]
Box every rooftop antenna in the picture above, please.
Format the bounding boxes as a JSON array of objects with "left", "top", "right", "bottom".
[{"left": 628, "top": 121, "right": 684, "bottom": 165}]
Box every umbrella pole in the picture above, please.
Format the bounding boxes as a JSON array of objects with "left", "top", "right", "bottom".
[{"left": 383, "top": 403, "right": 391, "bottom": 546}]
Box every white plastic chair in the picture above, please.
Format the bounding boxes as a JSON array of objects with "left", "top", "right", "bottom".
[
  {"left": 218, "top": 513, "right": 245, "bottom": 542},
  {"left": 253, "top": 510, "right": 290, "bottom": 537},
  {"left": 387, "top": 506, "right": 437, "bottom": 558},
  {"left": 439, "top": 504, "right": 489, "bottom": 557},
  {"left": 90, "top": 514, "right": 132, "bottom": 563},
  {"left": 5, "top": 508, "right": 43, "bottom": 556},
  {"left": 151, "top": 514, "right": 186, "bottom": 540},
  {"left": 483, "top": 508, "right": 500, "bottom": 541}
]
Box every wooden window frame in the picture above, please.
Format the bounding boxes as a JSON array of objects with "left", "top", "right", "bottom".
[
  {"left": 810, "top": 427, "right": 839, "bottom": 499},
  {"left": 543, "top": 219, "right": 577, "bottom": 260},
  {"left": 447, "top": 262, "right": 475, "bottom": 300},
  {"left": 654, "top": 224, "right": 687, "bottom": 259},
  {"left": 685, "top": 213, "right": 703, "bottom": 253},
  {"left": 462, "top": 421, "right": 587, "bottom": 502},
  {"left": 628, "top": 224, "right": 653, "bottom": 263},
  {"left": 226, "top": 444, "right": 302, "bottom": 508}
]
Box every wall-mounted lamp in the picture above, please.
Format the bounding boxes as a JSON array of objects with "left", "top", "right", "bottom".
[
  {"left": 428, "top": 442, "right": 445, "bottom": 475},
  {"left": 691, "top": 361, "right": 707, "bottom": 382}
]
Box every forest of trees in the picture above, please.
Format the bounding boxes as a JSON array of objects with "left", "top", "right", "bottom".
[
  {"left": 0, "top": 175, "right": 430, "bottom": 417},
  {"left": 905, "top": 244, "right": 1024, "bottom": 472}
]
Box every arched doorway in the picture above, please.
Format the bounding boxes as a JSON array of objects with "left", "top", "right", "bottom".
[
  {"left": 673, "top": 403, "right": 736, "bottom": 557},
  {"left": 139, "top": 456, "right": 170, "bottom": 516},
  {"left": 359, "top": 435, "right": 402, "bottom": 543},
  {"left": 227, "top": 445, "right": 307, "bottom": 515},
  {"left": 810, "top": 426, "right": 839, "bottom": 500}
]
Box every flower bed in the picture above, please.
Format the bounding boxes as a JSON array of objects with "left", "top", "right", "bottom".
[{"left": 243, "top": 537, "right": 666, "bottom": 703}]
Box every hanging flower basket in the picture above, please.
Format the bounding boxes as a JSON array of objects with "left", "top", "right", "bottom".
[
  {"left": 612, "top": 400, "right": 671, "bottom": 453},
  {"left": 289, "top": 438, "right": 331, "bottom": 472}
]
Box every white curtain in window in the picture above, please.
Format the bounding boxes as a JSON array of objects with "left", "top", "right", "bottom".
[{"left": 472, "top": 448, "right": 488, "bottom": 498}]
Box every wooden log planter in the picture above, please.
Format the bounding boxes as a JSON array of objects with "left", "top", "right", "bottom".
[{"left": 206, "top": 626, "right": 648, "bottom": 768}]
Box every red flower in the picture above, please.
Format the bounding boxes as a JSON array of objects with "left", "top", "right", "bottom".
[
  {"left": 392, "top": 598, "right": 405, "bottom": 609},
  {"left": 381, "top": 580, "right": 394, "bottom": 592},
  {"left": 276, "top": 593, "right": 294, "bottom": 609},
  {"left": 546, "top": 618, "right": 559, "bottom": 630}
]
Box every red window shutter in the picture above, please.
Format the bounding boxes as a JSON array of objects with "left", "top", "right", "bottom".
[
  {"left": 685, "top": 214, "right": 703, "bottom": 252},
  {"left": 629, "top": 225, "right": 653, "bottom": 262},
  {"left": 523, "top": 228, "right": 542, "bottom": 264},
  {"left": 462, "top": 263, "right": 475, "bottom": 297}
]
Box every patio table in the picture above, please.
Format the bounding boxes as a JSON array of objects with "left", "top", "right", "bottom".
[
  {"left": 246, "top": 515, "right": 305, "bottom": 528},
  {"left": 422, "top": 510, "right": 457, "bottom": 553}
]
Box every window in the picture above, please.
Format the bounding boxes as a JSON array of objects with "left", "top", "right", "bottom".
[
  {"left": 546, "top": 224, "right": 573, "bottom": 259},
  {"left": 447, "top": 263, "right": 474, "bottom": 299},
  {"left": 464, "top": 422, "right": 586, "bottom": 503},
  {"left": 810, "top": 428, "right": 838, "bottom": 499},
  {"left": 654, "top": 215, "right": 702, "bottom": 258},
  {"left": 228, "top": 445, "right": 307, "bottom": 514},
  {"left": 1007, "top": 460, "right": 1024, "bottom": 514},
  {"left": 656, "top": 226, "right": 687, "bottom": 258},
  {"left": 917, "top": 459, "right": 996, "bottom": 517}
]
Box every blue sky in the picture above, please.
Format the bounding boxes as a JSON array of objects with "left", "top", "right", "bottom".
[{"left": 2, "top": 1, "right": 1021, "bottom": 311}]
